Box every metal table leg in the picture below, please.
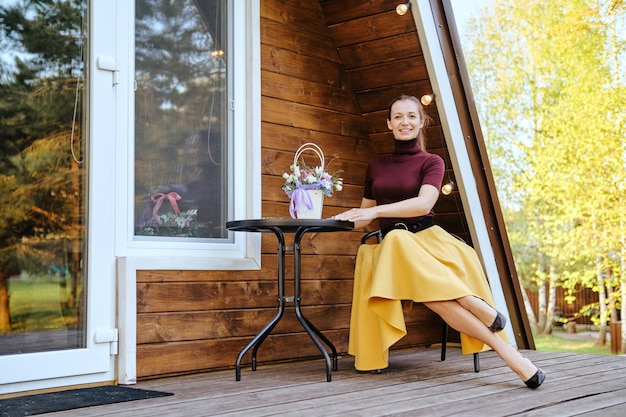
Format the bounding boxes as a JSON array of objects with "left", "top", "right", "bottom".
[
  {"left": 235, "top": 224, "right": 338, "bottom": 382},
  {"left": 293, "top": 227, "right": 337, "bottom": 382},
  {"left": 235, "top": 308, "right": 283, "bottom": 381},
  {"left": 235, "top": 228, "right": 286, "bottom": 381}
]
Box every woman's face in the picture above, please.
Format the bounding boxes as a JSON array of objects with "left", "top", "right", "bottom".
[{"left": 387, "top": 99, "right": 423, "bottom": 141}]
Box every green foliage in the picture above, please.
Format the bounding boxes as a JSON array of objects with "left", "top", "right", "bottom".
[
  {"left": 0, "top": 0, "right": 85, "bottom": 74},
  {"left": 0, "top": 0, "right": 86, "bottom": 332},
  {"left": 464, "top": 0, "right": 626, "bottom": 326}
]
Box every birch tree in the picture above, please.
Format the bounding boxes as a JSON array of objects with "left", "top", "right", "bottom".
[{"left": 464, "top": 0, "right": 626, "bottom": 339}]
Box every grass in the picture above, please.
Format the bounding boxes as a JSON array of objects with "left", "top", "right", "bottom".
[
  {"left": 8, "top": 277, "right": 81, "bottom": 331},
  {"left": 533, "top": 329, "right": 614, "bottom": 356}
]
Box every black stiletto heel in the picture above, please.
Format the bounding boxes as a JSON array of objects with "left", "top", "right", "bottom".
[
  {"left": 489, "top": 311, "right": 507, "bottom": 332},
  {"left": 524, "top": 368, "right": 546, "bottom": 389}
]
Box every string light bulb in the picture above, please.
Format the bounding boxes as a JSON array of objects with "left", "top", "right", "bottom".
[
  {"left": 396, "top": 1, "right": 411, "bottom": 16},
  {"left": 421, "top": 93, "right": 435, "bottom": 106},
  {"left": 441, "top": 181, "right": 455, "bottom": 196}
]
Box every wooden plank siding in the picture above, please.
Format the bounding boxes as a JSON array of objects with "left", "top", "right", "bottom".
[{"left": 134, "top": 0, "right": 493, "bottom": 379}]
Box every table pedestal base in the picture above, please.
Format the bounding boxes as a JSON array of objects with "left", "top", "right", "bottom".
[
  {"left": 227, "top": 219, "right": 352, "bottom": 382},
  {"left": 235, "top": 295, "right": 338, "bottom": 382}
]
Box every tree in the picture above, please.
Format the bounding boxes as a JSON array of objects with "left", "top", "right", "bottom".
[
  {"left": 0, "top": 0, "right": 86, "bottom": 333},
  {"left": 464, "top": 0, "right": 626, "bottom": 339}
]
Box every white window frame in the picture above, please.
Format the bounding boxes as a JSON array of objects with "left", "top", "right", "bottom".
[
  {"left": 115, "top": 0, "right": 261, "bottom": 271},
  {"left": 115, "top": 0, "right": 261, "bottom": 384}
]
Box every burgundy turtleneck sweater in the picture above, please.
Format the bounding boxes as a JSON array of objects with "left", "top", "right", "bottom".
[{"left": 363, "top": 138, "right": 445, "bottom": 230}]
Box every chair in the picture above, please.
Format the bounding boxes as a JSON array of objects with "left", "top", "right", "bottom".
[{"left": 361, "top": 229, "right": 480, "bottom": 372}]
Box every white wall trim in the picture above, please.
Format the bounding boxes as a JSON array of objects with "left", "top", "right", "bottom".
[{"left": 116, "top": 252, "right": 262, "bottom": 385}]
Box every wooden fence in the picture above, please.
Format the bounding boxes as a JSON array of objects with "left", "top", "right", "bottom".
[{"left": 525, "top": 286, "right": 600, "bottom": 327}]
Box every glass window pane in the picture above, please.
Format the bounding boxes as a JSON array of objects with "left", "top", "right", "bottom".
[
  {"left": 134, "top": 0, "right": 228, "bottom": 239},
  {"left": 0, "top": 0, "right": 88, "bottom": 354}
]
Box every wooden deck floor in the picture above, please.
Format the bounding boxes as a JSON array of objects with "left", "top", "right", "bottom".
[{"left": 45, "top": 347, "right": 626, "bottom": 416}]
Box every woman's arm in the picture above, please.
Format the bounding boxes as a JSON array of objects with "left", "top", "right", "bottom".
[
  {"left": 373, "top": 184, "right": 439, "bottom": 218},
  {"left": 332, "top": 197, "right": 377, "bottom": 229},
  {"left": 333, "top": 184, "right": 439, "bottom": 229}
]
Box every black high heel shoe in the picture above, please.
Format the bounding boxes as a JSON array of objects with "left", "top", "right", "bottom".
[
  {"left": 524, "top": 368, "right": 546, "bottom": 389},
  {"left": 489, "top": 311, "right": 507, "bottom": 332}
]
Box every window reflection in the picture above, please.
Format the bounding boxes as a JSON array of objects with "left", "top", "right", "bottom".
[
  {"left": 0, "top": 0, "right": 87, "bottom": 354},
  {"left": 134, "top": 0, "right": 228, "bottom": 239}
]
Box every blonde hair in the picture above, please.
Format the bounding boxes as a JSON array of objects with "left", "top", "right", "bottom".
[{"left": 387, "top": 95, "right": 431, "bottom": 150}]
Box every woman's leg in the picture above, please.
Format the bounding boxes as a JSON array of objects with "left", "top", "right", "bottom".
[
  {"left": 457, "top": 295, "right": 504, "bottom": 330},
  {"left": 424, "top": 300, "right": 540, "bottom": 383}
]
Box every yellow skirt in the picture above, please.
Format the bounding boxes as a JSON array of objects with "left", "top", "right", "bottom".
[{"left": 348, "top": 226, "right": 507, "bottom": 371}]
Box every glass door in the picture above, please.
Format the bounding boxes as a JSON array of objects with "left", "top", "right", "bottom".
[{"left": 0, "top": 0, "right": 116, "bottom": 393}]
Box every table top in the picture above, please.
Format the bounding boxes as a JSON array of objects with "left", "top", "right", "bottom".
[{"left": 226, "top": 218, "right": 354, "bottom": 234}]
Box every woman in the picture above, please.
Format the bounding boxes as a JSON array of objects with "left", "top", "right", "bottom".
[{"left": 333, "top": 95, "right": 545, "bottom": 388}]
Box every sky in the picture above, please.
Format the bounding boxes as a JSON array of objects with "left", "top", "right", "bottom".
[{"left": 449, "top": 0, "right": 492, "bottom": 38}]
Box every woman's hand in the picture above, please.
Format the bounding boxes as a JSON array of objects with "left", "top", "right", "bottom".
[
  {"left": 332, "top": 184, "right": 440, "bottom": 228},
  {"left": 332, "top": 198, "right": 377, "bottom": 229},
  {"left": 333, "top": 207, "right": 377, "bottom": 223}
]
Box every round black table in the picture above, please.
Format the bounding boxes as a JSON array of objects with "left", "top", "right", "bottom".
[{"left": 226, "top": 218, "right": 354, "bottom": 382}]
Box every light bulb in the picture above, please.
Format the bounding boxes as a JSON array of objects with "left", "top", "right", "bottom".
[
  {"left": 441, "top": 181, "right": 455, "bottom": 195},
  {"left": 396, "top": 2, "right": 411, "bottom": 16},
  {"left": 421, "top": 93, "right": 434, "bottom": 106}
]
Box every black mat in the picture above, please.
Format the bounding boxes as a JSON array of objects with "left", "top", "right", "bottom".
[{"left": 0, "top": 386, "right": 173, "bottom": 416}]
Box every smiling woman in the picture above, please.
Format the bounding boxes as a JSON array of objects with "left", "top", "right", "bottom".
[{"left": 333, "top": 95, "right": 545, "bottom": 388}]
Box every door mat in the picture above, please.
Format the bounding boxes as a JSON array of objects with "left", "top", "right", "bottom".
[{"left": 0, "top": 386, "right": 174, "bottom": 416}]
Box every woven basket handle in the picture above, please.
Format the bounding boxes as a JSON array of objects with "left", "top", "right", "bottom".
[{"left": 293, "top": 142, "right": 325, "bottom": 170}]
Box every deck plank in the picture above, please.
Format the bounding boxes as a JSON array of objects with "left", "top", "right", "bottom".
[{"left": 40, "top": 348, "right": 626, "bottom": 417}]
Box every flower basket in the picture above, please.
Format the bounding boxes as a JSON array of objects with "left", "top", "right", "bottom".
[
  {"left": 295, "top": 189, "right": 325, "bottom": 219},
  {"left": 137, "top": 191, "right": 199, "bottom": 237},
  {"left": 282, "top": 143, "right": 342, "bottom": 219}
]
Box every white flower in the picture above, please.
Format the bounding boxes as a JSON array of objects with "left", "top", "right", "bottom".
[
  {"left": 281, "top": 147, "right": 343, "bottom": 198},
  {"left": 281, "top": 168, "right": 343, "bottom": 196}
]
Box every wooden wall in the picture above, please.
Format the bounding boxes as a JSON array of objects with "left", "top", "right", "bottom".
[
  {"left": 320, "top": 0, "right": 472, "bottom": 242},
  {"left": 135, "top": 0, "right": 460, "bottom": 379}
]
